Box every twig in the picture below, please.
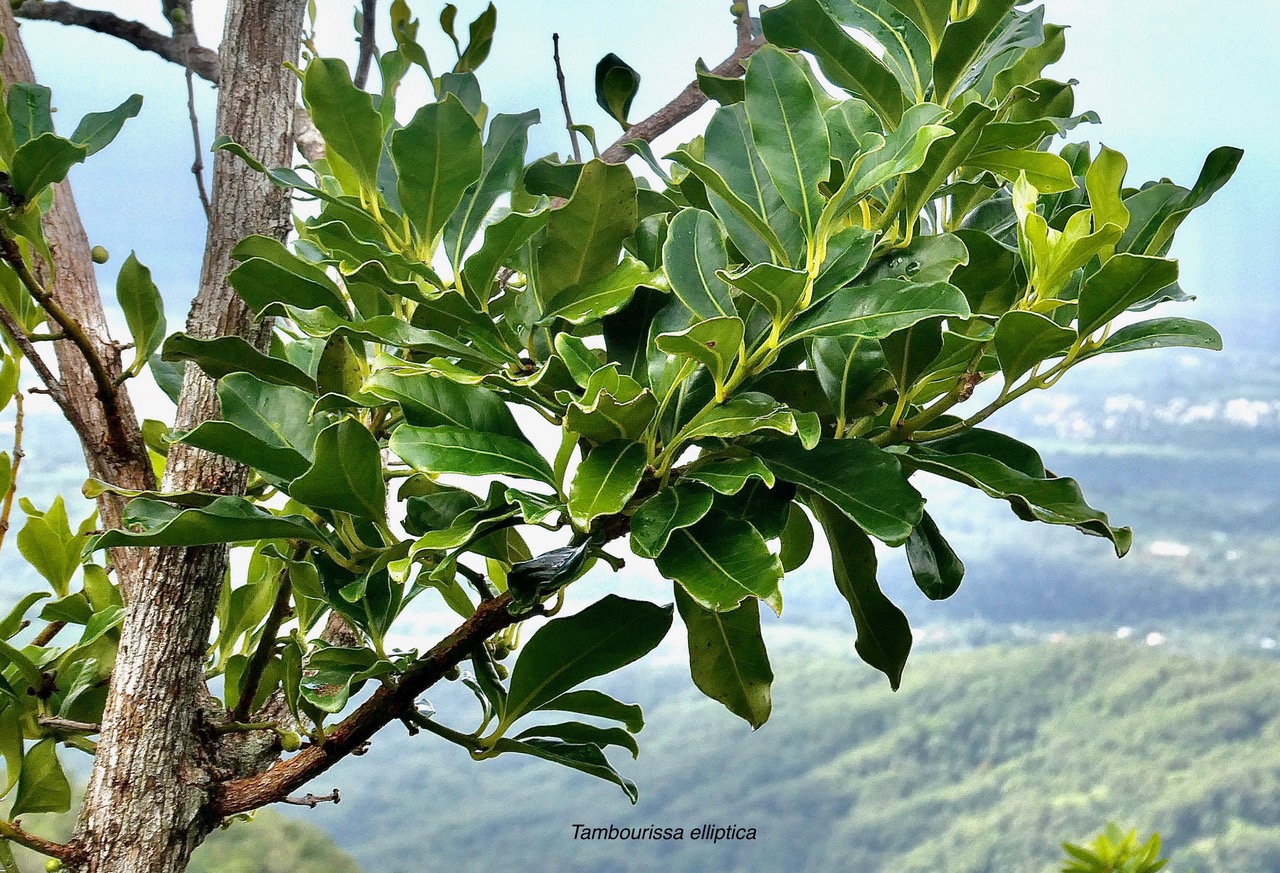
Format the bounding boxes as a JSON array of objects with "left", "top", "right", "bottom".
[
  {"left": 282, "top": 789, "right": 340, "bottom": 808},
  {"left": 13, "top": 1, "right": 219, "bottom": 82},
  {"left": 0, "top": 388, "right": 23, "bottom": 553},
  {"left": 38, "top": 715, "right": 100, "bottom": 733},
  {"left": 30, "top": 620, "right": 65, "bottom": 647},
  {"left": 353, "top": 0, "right": 377, "bottom": 90},
  {"left": 232, "top": 556, "right": 297, "bottom": 722},
  {"left": 600, "top": 38, "right": 763, "bottom": 165},
  {"left": 552, "top": 33, "right": 582, "bottom": 163},
  {"left": 0, "top": 816, "right": 77, "bottom": 862},
  {"left": 186, "top": 68, "right": 212, "bottom": 220}
]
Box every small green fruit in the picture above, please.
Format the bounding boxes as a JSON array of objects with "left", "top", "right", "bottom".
[
  {"left": 730, "top": 2, "right": 746, "bottom": 15},
  {"left": 492, "top": 644, "right": 511, "bottom": 661},
  {"left": 444, "top": 665, "right": 461, "bottom": 681},
  {"left": 278, "top": 730, "right": 302, "bottom": 752},
  {"left": 494, "top": 663, "right": 509, "bottom": 680},
  {"left": 90, "top": 245, "right": 109, "bottom": 264},
  {"left": 45, "top": 859, "right": 63, "bottom": 872}
]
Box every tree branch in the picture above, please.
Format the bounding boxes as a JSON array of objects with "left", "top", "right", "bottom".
[
  {"left": 353, "top": 0, "right": 376, "bottom": 90},
  {"left": 0, "top": 816, "right": 78, "bottom": 862},
  {"left": 552, "top": 33, "right": 582, "bottom": 163},
  {"left": 13, "top": 1, "right": 219, "bottom": 82},
  {"left": 600, "top": 34, "right": 763, "bottom": 165}
]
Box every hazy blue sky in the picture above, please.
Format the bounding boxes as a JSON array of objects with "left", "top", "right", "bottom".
[{"left": 10, "top": 0, "right": 1277, "bottom": 384}]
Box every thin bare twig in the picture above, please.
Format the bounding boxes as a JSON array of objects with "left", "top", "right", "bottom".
[
  {"left": 552, "top": 33, "right": 582, "bottom": 163},
  {"left": 353, "top": 0, "right": 377, "bottom": 90},
  {"left": 0, "top": 388, "right": 23, "bottom": 552},
  {"left": 282, "top": 789, "right": 340, "bottom": 808},
  {"left": 30, "top": 620, "right": 65, "bottom": 647},
  {"left": 38, "top": 715, "right": 101, "bottom": 734},
  {"left": 186, "top": 68, "right": 212, "bottom": 220},
  {"left": 13, "top": 1, "right": 219, "bottom": 81},
  {"left": 232, "top": 555, "right": 298, "bottom": 723}
]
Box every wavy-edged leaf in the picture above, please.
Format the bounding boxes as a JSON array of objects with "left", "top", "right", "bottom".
[
  {"left": 967, "top": 148, "right": 1075, "bottom": 194},
  {"left": 534, "top": 688, "right": 644, "bottom": 733},
  {"left": 595, "top": 52, "right": 641, "bottom": 127},
  {"left": 365, "top": 369, "right": 525, "bottom": 439},
  {"left": 809, "top": 495, "right": 912, "bottom": 689},
  {"left": 289, "top": 420, "right": 386, "bottom": 520},
  {"left": 1077, "top": 254, "right": 1178, "bottom": 336},
  {"left": 675, "top": 584, "right": 773, "bottom": 728},
  {"left": 302, "top": 58, "right": 383, "bottom": 191},
  {"left": 681, "top": 392, "right": 813, "bottom": 446},
  {"left": 70, "top": 92, "right": 142, "bottom": 156},
  {"left": 655, "top": 316, "right": 744, "bottom": 394},
  {"left": 90, "top": 496, "right": 333, "bottom": 551},
  {"left": 11, "top": 739, "right": 70, "bottom": 816},
  {"left": 567, "top": 440, "right": 647, "bottom": 529},
  {"left": 629, "top": 483, "right": 715, "bottom": 559},
  {"left": 783, "top": 278, "right": 970, "bottom": 345},
  {"left": 162, "top": 334, "right": 315, "bottom": 391},
  {"left": 514, "top": 720, "right": 639, "bottom": 759},
  {"left": 9, "top": 133, "right": 87, "bottom": 200},
  {"left": 823, "top": 0, "right": 933, "bottom": 101},
  {"left": 667, "top": 146, "right": 790, "bottom": 267},
  {"left": 391, "top": 425, "right": 555, "bottom": 485},
  {"left": 663, "top": 208, "right": 735, "bottom": 319},
  {"left": 932, "top": 0, "right": 1020, "bottom": 104},
  {"left": 684, "top": 457, "right": 776, "bottom": 495},
  {"left": 392, "top": 94, "right": 483, "bottom": 244},
  {"left": 508, "top": 542, "right": 591, "bottom": 611},
  {"left": 541, "top": 256, "right": 655, "bottom": 325},
  {"left": 753, "top": 437, "right": 923, "bottom": 545},
  {"left": 216, "top": 373, "right": 328, "bottom": 459},
  {"left": 993, "top": 309, "right": 1074, "bottom": 383},
  {"left": 1078, "top": 317, "right": 1223, "bottom": 359},
  {"left": 656, "top": 512, "right": 783, "bottom": 612},
  {"left": 722, "top": 263, "right": 809, "bottom": 327},
  {"left": 537, "top": 160, "right": 637, "bottom": 304},
  {"left": 489, "top": 737, "right": 638, "bottom": 802}
]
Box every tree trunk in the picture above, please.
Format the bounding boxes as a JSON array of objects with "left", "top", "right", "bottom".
[{"left": 72, "top": 2, "right": 307, "bottom": 870}]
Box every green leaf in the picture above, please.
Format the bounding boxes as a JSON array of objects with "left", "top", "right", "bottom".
[
  {"left": 299, "top": 645, "right": 392, "bottom": 713},
  {"left": 179, "top": 421, "right": 312, "bottom": 482},
  {"left": 905, "top": 511, "right": 964, "bottom": 600},
  {"left": 505, "top": 594, "right": 673, "bottom": 723},
  {"left": 722, "top": 263, "right": 809, "bottom": 327},
  {"left": 0, "top": 704, "right": 22, "bottom": 797},
  {"left": 542, "top": 256, "right": 656, "bottom": 325},
  {"left": 70, "top": 93, "right": 143, "bottom": 156},
  {"left": 90, "top": 496, "right": 333, "bottom": 550},
  {"left": 744, "top": 45, "right": 830, "bottom": 236},
  {"left": 655, "top": 316, "right": 743, "bottom": 395},
  {"left": 675, "top": 584, "right": 773, "bottom": 729},
  {"left": 695, "top": 58, "right": 745, "bottom": 105},
  {"left": 507, "top": 543, "right": 590, "bottom": 611},
  {"left": 684, "top": 457, "right": 776, "bottom": 495},
  {"left": 906, "top": 429, "right": 1131, "bottom": 555},
  {"left": 753, "top": 438, "right": 923, "bottom": 545},
  {"left": 9, "top": 133, "right": 87, "bottom": 200},
  {"left": 822, "top": 0, "right": 933, "bottom": 101},
  {"left": 884, "top": 0, "right": 949, "bottom": 54},
  {"left": 663, "top": 208, "right": 735, "bottom": 319},
  {"left": 457, "top": 2, "right": 497, "bottom": 72},
  {"left": 966, "top": 148, "right": 1075, "bottom": 194},
  {"left": 655, "top": 512, "right": 783, "bottom": 612},
  {"left": 514, "top": 720, "right": 639, "bottom": 759},
  {"left": 762, "top": 0, "right": 905, "bottom": 126},
  {"left": 1085, "top": 144, "right": 1130, "bottom": 256},
  {"left": 931, "top": 0, "right": 1019, "bottom": 103},
  {"left": 161, "top": 334, "right": 315, "bottom": 391},
  {"left": 809, "top": 495, "right": 912, "bottom": 689},
  {"left": 444, "top": 109, "right": 540, "bottom": 270},
  {"left": 629, "top": 483, "right": 715, "bottom": 559},
  {"left": 595, "top": 53, "right": 641, "bottom": 127},
  {"left": 280, "top": 306, "right": 494, "bottom": 366},
  {"left": 17, "top": 510, "right": 77, "bottom": 597},
  {"left": 779, "top": 502, "right": 815, "bottom": 571},
  {"left": 535, "top": 688, "right": 644, "bottom": 733},
  {"left": 1078, "top": 317, "right": 1223, "bottom": 359},
  {"left": 115, "top": 252, "right": 166, "bottom": 374},
  {"left": 489, "top": 737, "right": 638, "bottom": 802},
  {"left": 216, "top": 373, "right": 328, "bottom": 458},
  {"left": 302, "top": 58, "right": 383, "bottom": 192},
  {"left": 993, "top": 309, "right": 1074, "bottom": 383},
  {"left": 1121, "top": 146, "right": 1242, "bottom": 256},
  {"left": 7, "top": 83, "right": 52, "bottom": 147},
  {"left": 567, "top": 440, "right": 647, "bottom": 529},
  {"left": 681, "top": 393, "right": 813, "bottom": 446},
  {"left": 537, "top": 160, "right": 637, "bottom": 304},
  {"left": 897, "top": 102, "right": 997, "bottom": 222},
  {"left": 1076, "top": 254, "right": 1179, "bottom": 337},
  {"left": 391, "top": 94, "right": 483, "bottom": 244},
  {"left": 365, "top": 369, "right": 525, "bottom": 439},
  {"left": 814, "top": 225, "right": 877, "bottom": 299},
  {"left": 783, "top": 278, "right": 971, "bottom": 344},
  {"left": 11, "top": 739, "right": 70, "bottom": 816},
  {"left": 228, "top": 254, "right": 347, "bottom": 316},
  {"left": 391, "top": 425, "right": 555, "bottom": 485},
  {"left": 289, "top": 420, "right": 386, "bottom": 520}
]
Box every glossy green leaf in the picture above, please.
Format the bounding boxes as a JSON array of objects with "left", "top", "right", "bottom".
[
  {"left": 505, "top": 594, "right": 673, "bottom": 723},
  {"left": 762, "top": 0, "right": 905, "bottom": 126},
  {"left": 684, "top": 457, "right": 776, "bottom": 495},
  {"left": 535, "top": 688, "right": 644, "bottom": 733},
  {"left": 391, "top": 425, "right": 555, "bottom": 485},
  {"left": 0, "top": 704, "right": 22, "bottom": 797},
  {"left": 753, "top": 438, "right": 923, "bottom": 545},
  {"left": 228, "top": 256, "right": 347, "bottom": 317},
  {"left": 457, "top": 3, "right": 497, "bottom": 72},
  {"left": 905, "top": 510, "right": 964, "bottom": 600},
  {"left": 568, "top": 440, "right": 647, "bottom": 529},
  {"left": 289, "top": 420, "right": 386, "bottom": 520},
  {"left": 809, "top": 495, "right": 912, "bottom": 689},
  {"left": 1085, "top": 144, "right": 1130, "bottom": 257},
  {"left": 445, "top": 109, "right": 540, "bottom": 270},
  {"left": 489, "top": 737, "right": 638, "bottom": 802},
  {"left": 9, "top": 133, "right": 87, "bottom": 200},
  {"left": 0, "top": 592, "right": 49, "bottom": 641},
  {"left": 993, "top": 309, "right": 1074, "bottom": 382},
  {"left": 783, "top": 278, "right": 971, "bottom": 345},
  {"left": 595, "top": 53, "right": 641, "bottom": 127},
  {"left": 814, "top": 225, "right": 877, "bottom": 299},
  {"left": 216, "top": 373, "right": 328, "bottom": 458},
  {"left": 7, "top": 83, "right": 52, "bottom": 147},
  {"left": 744, "top": 45, "right": 830, "bottom": 235},
  {"left": 392, "top": 95, "right": 483, "bottom": 244},
  {"left": 11, "top": 739, "right": 70, "bottom": 816},
  {"left": 906, "top": 430, "right": 1131, "bottom": 555},
  {"left": 779, "top": 502, "right": 815, "bottom": 571},
  {"left": 179, "top": 421, "right": 312, "bottom": 482},
  {"left": 507, "top": 542, "right": 590, "bottom": 611},
  {"left": 722, "top": 263, "right": 809, "bottom": 327},
  {"left": 823, "top": 0, "right": 932, "bottom": 101},
  {"left": 884, "top": 0, "right": 949, "bottom": 53},
  {"left": 629, "top": 483, "right": 715, "bottom": 559},
  {"left": 563, "top": 366, "right": 658, "bottom": 443},
  {"left": 667, "top": 146, "right": 791, "bottom": 267},
  {"left": 537, "top": 160, "right": 637, "bottom": 304},
  {"left": 90, "top": 497, "right": 333, "bottom": 550},
  {"left": 115, "top": 252, "right": 166, "bottom": 374},
  {"left": 299, "top": 645, "right": 392, "bottom": 713},
  {"left": 1076, "top": 254, "right": 1178, "bottom": 336},
  {"left": 161, "top": 334, "right": 315, "bottom": 391},
  {"left": 656, "top": 512, "right": 783, "bottom": 612},
  {"left": 1121, "top": 148, "right": 1242, "bottom": 257},
  {"left": 280, "top": 306, "right": 494, "bottom": 366},
  {"left": 675, "top": 584, "right": 773, "bottom": 729},
  {"left": 1078, "top": 317, "right": 1223, "bottom": 359},
  {"left": 655, "top": 316, "right": 744, "bottom": 394},
  {"left": 897, "top": 102, "right": 996, "bottom": 222},
  {"left": 542, "top": 256, "right": 655, "bottom": 325},
  {"left": 967, "top": 148, "right": 1075, "bottom": 194},
  {"left": 514, "top": 720, "right": 639, "bottom": 759},
  {"left": 302, "top": 58, "right": 383, "bottom": 191},
  {"left": 70, "top": 93, "right": 143, "bottom": 156},
  {"left": 663, "top": 208, "right": 735, "bottom": 319},
  {"left": 681, "top": 392, "right": 812, "bottom": 446},
  {"left": 695, "top": 58, "right": 745, "bottom": 105},
  {"left": 932, "top": 0, "right": 1019, "bottom": 103},
  {"left": 365, "top": 369, "right": 524, "bottom": 439}
]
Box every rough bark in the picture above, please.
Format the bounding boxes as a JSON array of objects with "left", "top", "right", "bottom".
[
  {"left": 72, "top": 2, "right": 307, "bottom": 871},
  {"left": 0, "top": 10, "right": 156, "bottom": 584}
]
